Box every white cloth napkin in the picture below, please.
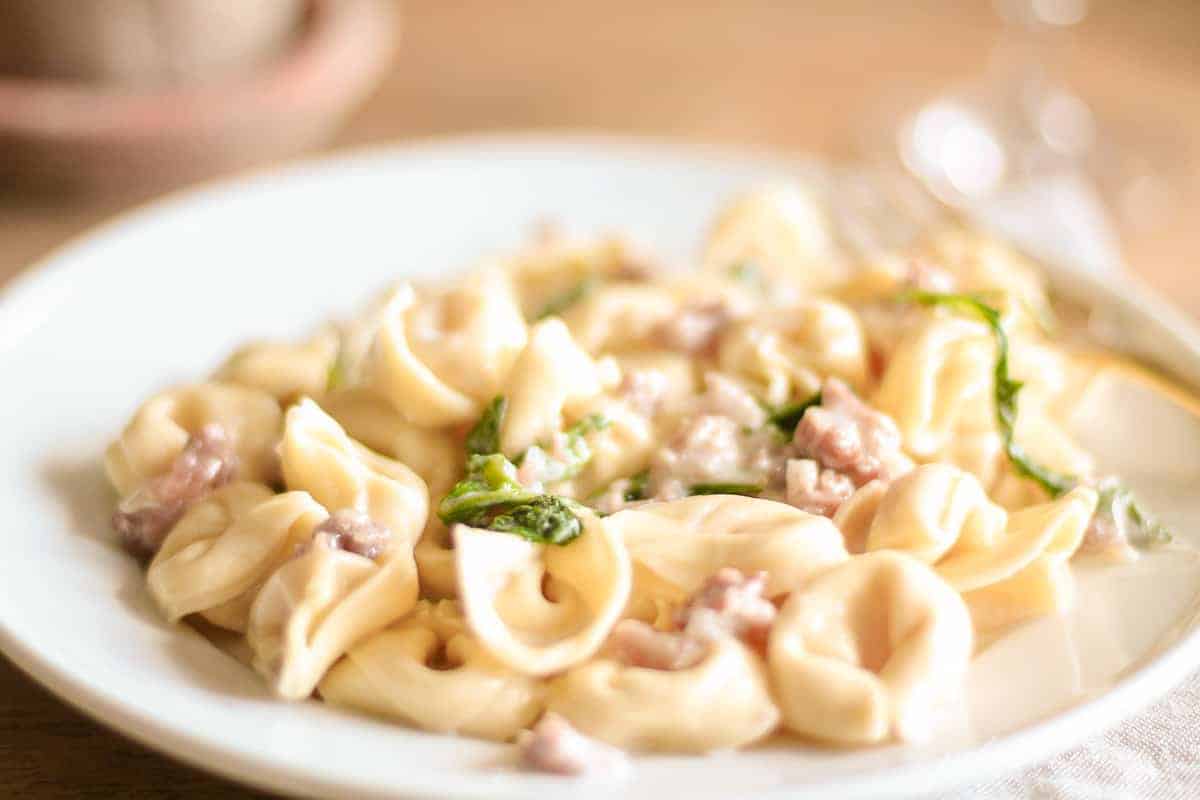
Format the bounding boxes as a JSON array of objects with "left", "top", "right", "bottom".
[{"left": 930, "top": 173, "right": 1200, "bottom": 799}]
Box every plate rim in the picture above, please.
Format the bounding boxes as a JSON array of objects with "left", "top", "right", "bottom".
[{"left": 2, "top": 131, "right": 1199, "bottom": 799}]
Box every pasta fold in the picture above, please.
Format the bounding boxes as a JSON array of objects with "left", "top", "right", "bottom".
[
  {"left": 769, "top": 551, "right": 972, "bottom": 744},
  {"left": 246, "top": 400, "right": 430, "bottom": 698},
  {"left": 104, "top": 382, "right": 282, "bottom": 496},
  {"left": 605, "top": 495, "right": 848, "bottom": 620},
  {"left": 499, "top": 318, "right": 612, "bottom": 457},
  {"left": 547, "top": 637, "right": 779, "bottom": 752},
  {"left": 369, "top": 270, "right": 527, "bottom": 426},
  {"left": 319, "top": 601, "right": 543, "bottom": 741},
  {"left": 147, "top": 484, "right": 324, "bottom": 631},
  {"left": 454, "top": 512, "right": 631, "bottom": 676}
]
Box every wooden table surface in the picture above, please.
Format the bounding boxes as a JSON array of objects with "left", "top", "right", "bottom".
[{"left": 1, "top": 1, "right": 1197, "bottom": 796}]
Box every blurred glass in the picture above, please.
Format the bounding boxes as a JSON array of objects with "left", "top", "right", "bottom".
[{"left": 862, "top": 0, "right": 1192, "bottom": 233}]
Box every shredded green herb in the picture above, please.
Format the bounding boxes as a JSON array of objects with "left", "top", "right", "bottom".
[
  {"left": 688, "top": 482, "right": 764, "bottom": 497},
  {"left": 489, "top": 494, "right": 585, "bottom": 545},
  {"left": 437, "top": 454, "right": 538, "bottom": 524},
  {"left": 906, "top": 290, "right": 1075, "bottom": 497},
  {"left": 767, "top": 392, "right": 822, "bottom": 436},
  {"left": 465, "top": 396, "right": 507, "bottom": 456},
  {"left": 1095, "top": 478, "right": 1171, "bottom": 548},
  {"left": 623, "top": 470, "right": 650, "bottom": 502},
  {"left": 515, "top": 413, "right": 610, "bottom": 484},
  {"left": 436, "top": 453, "right": 584, "bottom": 545},
  {"left": 728, "top": 260, "right": 763, "bottom": 286},
  {"left": 325, "top": 349, "right": 347, "bottom": 392},
  {"left": 536, "top": 275, "right": 599, "bottom": 320},
  {"left": 905, "top": 289, "right": 1170, "bottom": 546}
]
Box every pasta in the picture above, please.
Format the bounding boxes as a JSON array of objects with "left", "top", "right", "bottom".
[
  {"left": 246, "top": 399, "right": 430, "bottom": 699},
  {"left": 104, "top": 185, "right": 1183, "bottom": 771},
  {"left": 769, "top": 551, "right": 973, "bottom": 744},
  {"left": 546, "top": 636, "right": 779, "bottom": 752},
  {"left": 147, "top": 484, "right": 323, "bottom": 631},
  {"left": 454, "top": 512, "right": 631, "bottom": 675},
  {"left": 605, "top": 495, "right": 848, "bottom": 621},
  {"left": 105, "top": 382, "right": 282, "bottom": 497},
  {"left": 215, "top": 328, "right": 339, "bottom": 404},
  {"left": 319, "top": 600, "right": 543, "bottom": 740}
]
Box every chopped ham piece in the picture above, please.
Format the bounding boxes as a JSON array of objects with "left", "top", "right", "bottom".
[
  {"left": 607, "top": 568, "right": 777, "bottom": 671},
  {"left": 785, "top": 458, "right": 856, "bottom": 517},
  {"left": 312, "top": 509, "right": 391, "bottom": 560},
  {"left": 654, "top": 301, "right": 730, "bottom": 356},
  {"left": 675, "top": 568, "right": 776, "bottom": 650},
  {"left": 518, "top": 713, "right": 630, "bottom": 777},
  {"left": 606, "top": 619, "right": 708, "bottom": 671},
  {"left": 112, "top": 423, "right": 239, "bottom": 559},
  {"left": 793, "top": 378, "right": 913, "bottom": 487}
]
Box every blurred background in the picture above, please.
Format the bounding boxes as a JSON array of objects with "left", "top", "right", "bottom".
[{"left": 0, "top": 0, "right": 1196, "bottom": 791}]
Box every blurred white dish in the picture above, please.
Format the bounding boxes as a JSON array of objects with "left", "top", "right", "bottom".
[{"left": 1, "top": 134, "right": 1199, "bottom": 799}]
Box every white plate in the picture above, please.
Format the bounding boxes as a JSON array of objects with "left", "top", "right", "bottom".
[{"left": 2, "top": 134, "right": 1200, "bottom": 800}]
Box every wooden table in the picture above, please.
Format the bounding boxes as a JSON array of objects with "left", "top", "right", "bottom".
[{"left": 1, "top": 1, "right": 1197, "bottom": 796}]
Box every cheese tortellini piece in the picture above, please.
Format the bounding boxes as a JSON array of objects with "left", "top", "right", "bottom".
[
  {"left": 717, "top": 299, "right": 868, "bottom": 404},
  {"left": 369, "top": 270, "right": 527, "bottom": 427},
  {"left": 147, "top": 484, "right": 324, "bottom": 631},
  {"left": 873, "top": 316, "right": 995, "bottom": 460},
  {"left": 560, "top": 283, "right": 679, "bottom": 354},
  {"left": 606, "top": 495, "right": 848, "bottom": 621},
  {"left": 499, "top": 318, "right": 614, "bottom": 457},
  {"left": 319, "top": 601, "right": 543, "bottom": 741},
  {"left": 704, "top": 183, "right": 844, "bottom": 292},
  {"left": 862, "top": 464, "right": 1098, "bottom": 630},
  {"left": 454, "top": 513, "right": 631, "bottom": 676},
  {"left": 215, "top": 328, "right": 338, "bottom": 404},
  {"left": 104, "top": 382, "right": 282, "bottom": 496},
  {"left": 769, "top": 551, "right": 972, "bottom": 744},
  {"left": 547, "top": 636, "right": 779, "bottom": 752},
  {"left": 320, "top": 387, "right": 463, "bottom": 500},
  {"left": 247, "top": 400, "right": 430, "bottom": 699}
]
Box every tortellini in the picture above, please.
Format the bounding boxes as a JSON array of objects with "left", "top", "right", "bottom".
[
  {"left": 109, "top": 189, "right": 1167, "bottom": 766},
  {"left": 704, "top": 183, "right": 844, "bottom": 293},
  {"left": 104, "top": 382, "right": 282, "bottom": 496},
  {"left": 769, "top": 551, "right": 972, "bottom": 744},
  {"left": 247, "top": 399, "right": 430, "bottom": 699},
  {"left": 147, "top": 484, "right": 324, "bottom": 631},
  {"left": 717, "top": 299, "right": 868, "bottom": 404},
  {"left": 278, "top": 399, "right": 428, "bottom": 545},
  {"left": 560, "top": 283, "right": 679, "bottom": 354},
  {"left": 499, "top": 318, "right": 614, "bottom": 457},
  {"left": 862, "top": 464, "right": 1098, "bottom": 630},
  {"left": 369, "top": 270, "right": 527, "bottom": 426},
  {"left": 873, "top": 315, "right": 996, "bottom": 459},
  {"left": 319, "top": 387, "right": 463, "bottom": 500},
  {"left": 319, "top": 601, "right": 543, "bottom": 740},
  {"left": 502, "top": 235, "right": 647, "bottom": 319},
  {"left": 215, "top": 328, "right": 338, "bottom": 404},
  {"left": 454, "top": 513, "right": 631, "bottom": 676},
  {"left": 606, "top": 495, "right": 849, "bottom": 621},
  {"left": 547, "top": 637, "right": 779, "bottom": 752}
]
